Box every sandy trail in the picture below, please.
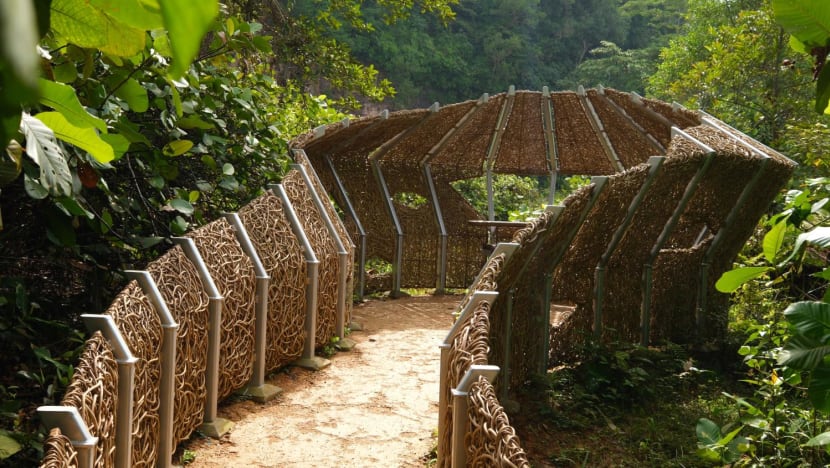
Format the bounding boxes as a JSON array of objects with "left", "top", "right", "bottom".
[{"left": 182, "top": 295, "right": 460, "bottom": 468}]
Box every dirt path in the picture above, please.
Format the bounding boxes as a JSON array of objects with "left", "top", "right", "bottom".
[{"left": 182, "top": 295, "right": 460, "bottom": 468}]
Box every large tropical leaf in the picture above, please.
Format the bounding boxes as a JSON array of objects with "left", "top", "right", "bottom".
[
  {"left": 35, "top": 112, "right": 114, "bottom": 163},
  {"left": 773, "top": 0, "right": 830, "bottom": 48},
  {"left": 39, "top": 79, "right": 107, "bottom": 132},
  {"left": 160, "top": 0, "right": 219, "bottom": 77},
  {"left": 0, "top": 0, "right": 40, "bottom": 91},
  {"left": 763, "top": 220, "right": 787, "bottom": 263},
  {"left": 19, "top": 113, "right": 72, "bottom": 196},
  {"left": 782, "top": 227, "right": 830, "bottom": 265},
  {"left": 779, "top": 333, "right": 830, "bottom": 369},
  {"left": 809, "top": 365, "right": 830, "bottom": 413},
  {"left": 783, "top": 301, "right": 830, "bottom": 337}
]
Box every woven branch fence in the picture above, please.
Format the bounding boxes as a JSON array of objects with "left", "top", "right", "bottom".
[{"left": 39, "top": 164, "right": 352, "bottom": 467}]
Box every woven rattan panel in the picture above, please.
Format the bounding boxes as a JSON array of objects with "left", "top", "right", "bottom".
[
  {"left": 60, "top": 332, "right": 118, "bottom": 468},
  {"left": 551, "top": 167, "right": 650, "bottom": 308},
  {"left": 466, "top": 375, "right": 530, "bottom": 467},
  {"left": 587, "top": 90, "right": 658, "bottom": 169},
  {"left": 40, "top": 428, "right": 78, "bottom": 468},
  {"left": 494, "top": 91, "right": 548, "bottom": 176},
  {"left": 106, "top": 281, "right": 160, "bottom": 468},
  {"left": 146, "top": 246, "right": 208, "bottom": 444},
  {"left": 601, "top": 151, "right": 707, "bottom": 342},
  {"left": 642, "top": 95, "right": 701, "bottom": 128},
  {"left": 494, "top": 91, "right": 550, "bottom": 175},
  {"left": 430, "top": 94, "right": 506, "bottom": 181},
  {"left": 298, "top": 117, "right": 376, "bottom": 159},
  {"left": 283, "top": 170, "right": 339, "bottom": 347},
  {"left": 384, "top": 100, "right": 479, "bottom": 164},
  {"left": 293, "top": 151, "right": 355, "bottom": 322},
  {"left": 604, "top": 89, "right": 674, "bottom": 147},
  {"left": 434, "top": 178, "right": 490, "bottom": 288},
  {"left": 187, "top": 219, "right": 255, "bottom": 400},
  {"left": 238, "top": 192, "right": 307, "bottom": 369},
  {"left": 334, "top": 110, "right": 429, "bottom": 162},
  {"left": 551, "top": 92, "right": 615, "bottom": 175},
  {"left": 490, "top": 189, "right": 594, "bottom": 391},
  {"left": 650, "top": 244, "right": 710, "bottom": 342}
]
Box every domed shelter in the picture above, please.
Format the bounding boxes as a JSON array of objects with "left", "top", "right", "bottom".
[{"left": 291, "top": 86, "right": 795, "bottom": 348}]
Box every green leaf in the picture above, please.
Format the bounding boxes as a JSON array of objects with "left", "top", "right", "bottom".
[
  {"left": 35, "top": 112, "right": 115, "bottom": 163},
  {"left": 773, "top": 0, "right": 830, "bottom": 48},
  {"left": 696, "top": 418, "right": 721, "bottom": 445},
  {"left": 763, "top": 220, "right": 787, "bottom": 263},
  {"left": 784, "top": 227, "right": 830, "bottom": 266},
  {"left": 169, "top": 198, "right": 193, "bottom": 215},
  {"left": 88, "top": 0, "right": 163, "bottom": 30},
  {"left": 222, "top": 163, "right": 234, "bottom": 175},
  {"left": 100, "top": 133, "right": 131, "bottom": 160},
  {"left": 783, "top": 301, "right": 830, "bottom": 336},
  {"left": 39, "top": 79, "right": 107, "bottom": 132},
  {"left": 715, "top": 266, "right": 772, "bottom": 293},
  {"left": 50, "top": 0, "right": 147, "bottom": 57},
  {"left": 170, "top": 215, "right": 188, "bottom": 235},
  {"left": 19, "top": 113, "right": 72, "bottom": 196},
  {"left": 163, "top": 139, "right": 193, "bottom": 156},
  {"left": 113, "top": 78, "right": 149, "bottom": 113},
  {"left": 0, "top": 431, "right": 22, "bottom": 460},
  {"left": 805, "top": 431, "right": 830, "bottom": 446},
  {"left": 779, "top": 334, "right": 830, "bottom": 369},
  {"left": 160, "top": 0, "right": 219, "bottom": 78},
  {"left": 178, "top": 115, "right": 214, "bottom": 130},
  {"left": 810, "top": 365, "right": 830, "bottom": 413}
]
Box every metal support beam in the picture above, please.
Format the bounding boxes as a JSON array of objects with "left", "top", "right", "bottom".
[
  {"left": 125, "top": 270, "right": 177, "bottom": 468},
  {"left": 290, "top": 164, "right": 350, "bottom": 341},
  {"left": 170, "top": 237, "right": 229, "bottom": 437},
  {"left": 271, "top": 183, "right": 329, "bottom": 370},
  {"left": 437, "top": 291, "right": 499, "bottom": 467},
  {"left": 593, "top": 156, "right": 665, "bottom": 338},
  {"left": 640, "top": 128, "right": 715, "bottom": 345},
  {"left": 37, "top": 406, "right": 98, "bottom": 468},
  {"left": 324, "top": 155, "right": 367, "bottom": 300},
  {"left": 579, "top": 85, "right": 624, "bottom": 172},
  {"left": 542, "top": 86, "right": 560, "bottom": 205},
  {"left": 485, "top": 86, "right": 516, "bottom": 241},
  {"left": 450, "top": 365, "right": 500, "bottom": 468},
  {"left": 224, "top": 213, "right": 282, "bottom": 402},
  {"left": 597, "top": 86, "right": 665, "bottom": 153},
  {"left": 80, "top": 314, "right": 136, "bottom": 468}
]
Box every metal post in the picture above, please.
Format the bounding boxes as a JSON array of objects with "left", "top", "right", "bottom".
[
  {"left": 593, "top": 156, "right": 664, "bottom": 338},
  {"left": 170, "top": 237, "right": 229, "bottom": 437},
  {"left": 541, "top": 273, "right": 553, "bottom": 375},
  {"left": 542, "top": 86, "right": 560, "bottom": 205},
  {"left": 125, "top": 270, "right": 177, "bottom": 468},
  {"left": 579, "top": 85, "right": 624, "bottom": 172},
  {"left": 223, "top": 213, "right": 282, "bottom": 402},
  {"left": 370, "top": 158, "right": 405, "bottom": 296},
  {"left": 37, "top": 406, "right": 98, "bottom": 468},
  {"left": 502, "top": 288, "right": 514, "bottom": 402},
  {"left": 423, "top": 164, "right": 448, "bottom": 293},
  {"left": 271, "top": 184, "right": 330, "bottom": 370},
  {"left": 324, "top": 154, "right": 367, "bottom": 300},
  {"left": 438, "top": 291, "right": 499, "bottom": 467},
  {"left": 450, "top": 365, "right": 500, "bottom": 468},
  {"left": 290, "top": 164, "right": 351, "bottom": 342},
  {"left": 640, "top": 128, "right": 715, "bottom": 346},
  {"left": 485, "top": 86, "right": 516, "bottom": 242},
  {"left": 81, "top": 314, "right": 136, "bottom": 468}
]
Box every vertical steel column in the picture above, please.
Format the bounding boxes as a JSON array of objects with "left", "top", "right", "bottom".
[
  {"left": 290, "top": 164, "right": 350, "bottom": 340},
  {"left": 125, "top": 270, "right": 177, "bottom": 468},
  {"left": 640, "top": 128, "right": 715, "bottom": 346},
  {"left": 272, "top": 183, "right": 328, "bottom": 370},
  {"left": 542, "top": 86, "right": 560, "bottom": 205},
  {"left": 450, "top": 365, "right": 500, "bottom": 468},
  {"left": 37, "top": 406, "right": 98, "bottom": 468},
  {"left": 81, "top": 314, "right": 136, "bottom": 468},
  {"left": 421, "top": 93, "right": 489, "bottom": 293},
  {"left": 224, "top": 213, "right": 283, "bottom": 402},
  {"left": 485, "top": 86, "right": 516, "bottom": 242},
  {"left": 323, "top": 154, "right": 367, "bottom": 301},
  {"left": 437, "top": 291, "right": 499, "bottom": 468},
  {"left": 170, "top": 237, "right": 228, "bottom": 436},
  {"left": 593, "top": 156, "right": 664, "bottom": 338},
  {"left": 370, "top": 158, "right": 405, "bottom": 296}
]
